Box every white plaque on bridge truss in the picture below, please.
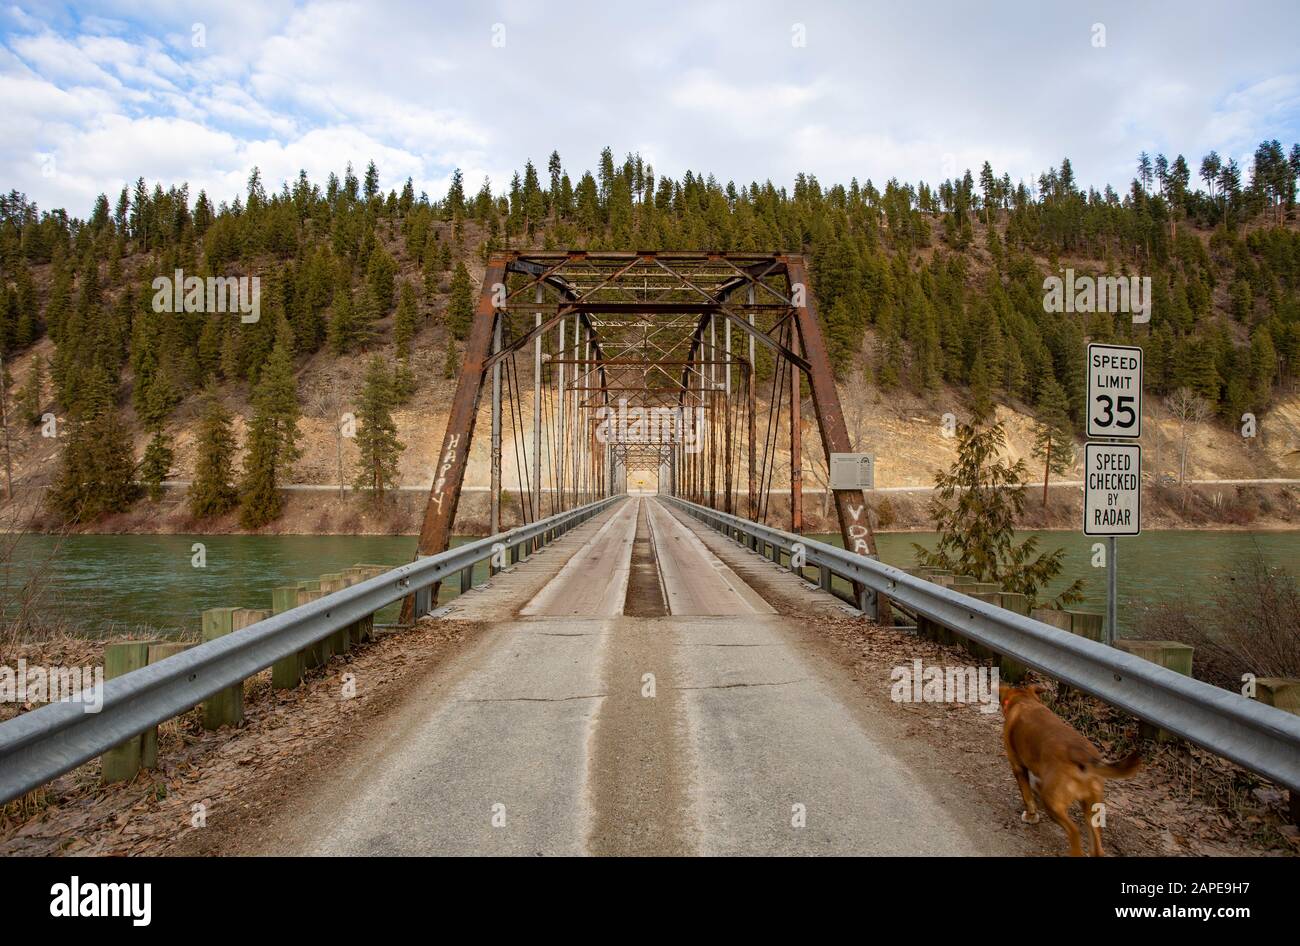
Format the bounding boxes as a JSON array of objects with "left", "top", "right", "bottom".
[
  {"left": 1086, "top": 343, "right": 1142, "bottom": 439},
  {"left": 830, "top": 453, "right": 875, "bottom": 490},
  {"left": 1083, "top": 442, "right": 1141, "bottom": 536}
]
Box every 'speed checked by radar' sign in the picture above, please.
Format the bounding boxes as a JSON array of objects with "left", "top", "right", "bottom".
[{"left": 1084, "top": 442, "right": 1142, "bottom": 536}]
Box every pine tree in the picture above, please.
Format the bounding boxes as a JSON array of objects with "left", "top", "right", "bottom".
[
  {"left": 18, "top": 353, "right": 44, "bottom": 425},
  {"left": 1031, "top": 376, "right": 1074, "bottom": 505},
  {"left": 139, "top": 428, "right": 173, "bottom": 502},
  {"left": 188, "top": 385, "right": 238, "bottom": 519},
  {"left": 239, "top": 323, "right": 301, "bottom": 528},
  {"left": 328, "top": 277, "right": 359, "bottom": 354},
  {"left": 913, "top": 416, "right": 1082, "bottom": 606},
  {"left": 447, "top": 261, "right": 474, "bottom": 340},
  {"left": 968, "top": 347, "right": 993, "bottom": 418},
  {"left": 353, "top": 355, "right": 405, "bottom": 501},
  {"left": 443, "top": 334, "right": 459, "bottom": 379},
  {"left": 393, "top": 354, "right": 416, "bottom": 403},
  {"left": 363, "top": 160, "right": 380, "bottom": 202},
  {"left": 367, "top": 243, "right": 396, "bottom": 315},
  {"left": 394, "top": 280, "right": 418, "bottom": 353},
  {"left": 48, "top": 366, "right": 140, "bottom": 523}
]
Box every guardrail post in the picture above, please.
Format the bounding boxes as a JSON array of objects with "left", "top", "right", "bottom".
[
  {"left": 996, "top": 594, "right": 1030, "bottom": 683},
  {"left": 142, "top": 641, "right": 194, "bottom": 769},
  {"left": 818, "top": 564, "right": 832, "bottom": 592},
  {"left": 233, "top": 608, "right": 271, "bottom": 631},
  {"left": 270, "top": 586, "right": 303, "bottom": 689},
  {"left": 858, "top": 585, "right": 879, "bottom": 622},
  {"left": 967, "top": 592, "right": 1001, "bottom": 660},
  {"left": 1065, "top": 610, "right": 1104, "bottom": 643},
  {"left": 319, "top": 574, "right": 352, "bottom": 653},
  {"left": 1251, "top": 678, "right": 1300, "bottom": 823},
  {"left": 936, "top": 578, "right": 977, "bottom": 644},
  {"left": 201, "top": 608, "right": 243, "bottom": 729},
  {"left": 1115, "top": 640, "right": 1194, "bottom": 742},
  {"left": 459, "top": 565, "right": 475, "bottom": 595},
  {"left": 413, "top": 583, "right": 433, "bottom": 618},
  {"left": 296, "top": 582, "right": 326, "bottom": 666},
  {"left": 1253, "top": 678, "right": 1300, "bottom": 715},
  {"left": 1029, "top": 608, "right": 1074, "bottom": 695},
  {"left": 101, "top": 642, "right": 152, "bottom": 784}
]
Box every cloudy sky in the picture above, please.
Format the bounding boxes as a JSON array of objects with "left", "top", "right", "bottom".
[{"left": 2, "top": 0, "right": 1298, "bottom": 216}]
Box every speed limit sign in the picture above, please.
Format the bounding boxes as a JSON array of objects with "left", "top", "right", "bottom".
[{"left": 1087, "top": 343, "right": 1142, "bottom": 439}]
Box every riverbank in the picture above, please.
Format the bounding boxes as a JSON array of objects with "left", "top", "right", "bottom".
[{"left": 7, "top": 479, "right": 1297, "bottom": 537}]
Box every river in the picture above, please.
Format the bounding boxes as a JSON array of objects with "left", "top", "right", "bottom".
[{"left": 1, "top": 529, "right": 1295, "bottom": 638}]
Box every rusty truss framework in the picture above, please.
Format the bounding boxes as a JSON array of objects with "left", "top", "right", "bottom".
[{"left": 408, "top": 250, "right": 885, "bottom": 615}]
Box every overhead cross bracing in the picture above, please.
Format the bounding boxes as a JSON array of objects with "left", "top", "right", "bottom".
[{"left": 404, "top": 250, "right": 888, "bottom": 622}]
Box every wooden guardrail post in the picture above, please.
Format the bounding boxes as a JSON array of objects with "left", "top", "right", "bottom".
[
  {"left": 201, "top": 608, "right": 243, "bottom": 729},
  {"left": 1251, "top": 679, "right": 1300, "bottom": 823},
  {"left": 1065, "top": 610, "right": 1104, "bottom": 643},
  {"left": 996, "top": 593, "right": 1030, "bottom": 683},
  {"left": 1115, "top": 640, "right": 1194, "bottom": 742},
  {"left": 270, "top": 585, "right": 303, "bottom": 689},
  {"left": 319, "top": 573, "right": 352, "bottom": 654},
  {"left": 141, "top": 642, "right": 194, "bottom": 769},
  {"left": 1253, "top": 678, "right": 1300, "bottom": 715},
  {"left": 101, "top": 641, "right": 152, "bottom": 784},
  {"left": 967, "top": 591, "right": 1000, "bottom": 661},
  {"left": 296, "top": 582, "right": 325, "bottom": 666}
]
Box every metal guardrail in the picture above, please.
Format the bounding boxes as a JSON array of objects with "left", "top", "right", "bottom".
[
  {"left": 664, "top": 495, "right": 1300, "bottom": 793},
  {"left": 0, "top": 496, "right": 624, "bottom": 805}
]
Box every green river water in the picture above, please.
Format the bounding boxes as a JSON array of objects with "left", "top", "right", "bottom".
[{"left": 1, "top": 528, "right": 1295, "bottom": 638}]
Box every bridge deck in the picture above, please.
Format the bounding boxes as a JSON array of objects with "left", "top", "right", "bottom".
[{"left": 266, "top": 497, "right": 1043, "bottom": 856}]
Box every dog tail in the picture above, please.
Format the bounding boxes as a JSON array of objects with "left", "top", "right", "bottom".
[{"left": 1093, "top": 749, "right": 1142, "bottom": 780}]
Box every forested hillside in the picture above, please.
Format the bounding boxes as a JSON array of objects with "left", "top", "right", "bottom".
[{"left": 0, "top": 141, "right": 1298, "bottom": 529}]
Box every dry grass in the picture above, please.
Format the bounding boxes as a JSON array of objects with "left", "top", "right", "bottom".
[{"left": 1137, "top": 549, "right": 1300, "bottom": 689}]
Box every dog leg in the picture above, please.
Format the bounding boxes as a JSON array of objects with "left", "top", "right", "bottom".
[
  {"left": 1086, "top": 791, "right": 1105, "bottom": 857},
  {"left": 1045, "top": 801, "right": 1083, "bottom": 857},
  {"left": 1009, "top": 762, "right": 1038, "bottom": 823}
]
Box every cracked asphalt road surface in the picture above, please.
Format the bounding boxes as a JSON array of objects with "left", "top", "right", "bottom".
[{"left": 284, "top": 497, "right": 990, "bottom": 855}]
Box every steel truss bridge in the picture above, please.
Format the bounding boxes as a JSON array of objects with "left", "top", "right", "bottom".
[{"left": 408, "top": 250, "right": 884, "bottom": 617}]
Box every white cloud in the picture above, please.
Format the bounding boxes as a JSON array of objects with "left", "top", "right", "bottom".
[{"left": 1, "top": 0, "right": 1297, "bottom": 214}]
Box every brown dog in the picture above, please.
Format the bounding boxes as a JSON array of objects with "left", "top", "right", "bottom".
[{"left": 1000, "top": 683, "right": 1141, "bottom": 856}]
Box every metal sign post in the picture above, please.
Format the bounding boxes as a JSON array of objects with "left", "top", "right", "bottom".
[{"left": 1084, "top": 343, "right": 1143, "bottom": 646}]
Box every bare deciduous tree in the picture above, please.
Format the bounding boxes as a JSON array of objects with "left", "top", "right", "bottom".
[{"left": 1165, "top": 387, "right": 1211, "bottom": 502}]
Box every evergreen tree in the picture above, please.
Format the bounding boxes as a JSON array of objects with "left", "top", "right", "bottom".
[
  {"left": 18, "top": 353, "right": 44, "bottom": 425},
  {"left": 444, "top": 334, "right": 459, "bottom": 379},
  {"left": 913, "top": 416, "right": 1082, "bottom": 606},
  {"left": 968, "top": 347, "right": 993, "bottom": 417},
  {"left": 328, "top": 276, "right": 359, "bottom": 354},
  {"left": 367, "top": 243, "right": 396, "bottom": 315},
  {"left": 139, "top": 428, "right": 173, "bottom": 502},
  {"left": 188, "top": 385, "right": 238, "bottom": 519},
  {"left": 238, "top": 323, "right": 301, "bottom": 528},
  {"left": 48, "top": 366, "right": 139, "bottom": 522},
  {"left": 394, "top": 279, "right": 419, "bottom": 352},
  {"left": 363, "top": 160, "right": 380, "bottom": 202},
  {"left": 447, "top": 261, "right": 474, "bottom": 340},
  {"left": 393, "top": 354, "right": 416, "bottom": 403},
  {"left": 353, "top": 355, "right": 405, "bottom": 501},
  {"left": 1031, "top": 376, "right": 1074, "bottom": 505}
]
